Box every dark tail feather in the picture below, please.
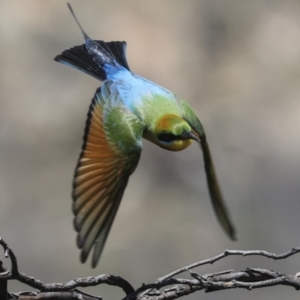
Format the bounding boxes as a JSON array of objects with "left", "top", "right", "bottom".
[
  {"left": 54, "top": 4, "right": 130, "bottom": 81},
  {"left": 54, "top": 40, "right": 130, "bottom": 81}
]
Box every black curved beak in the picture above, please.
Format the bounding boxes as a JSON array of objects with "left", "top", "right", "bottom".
[{"left": 181, "top": 130, "right": 200, "bottom": 142}]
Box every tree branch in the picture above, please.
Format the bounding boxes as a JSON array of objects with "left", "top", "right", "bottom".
[
  {"left": 0, "top": 237, "right": 299, "bottom": 300},
  {"left": 0, "top": 260, "right": 8, "bottom": 300},
  {"left": 157, "top": 247, "right": 300, "bottom": 283},
  {"left": 12, "top": 290, "right": 102, "bottom": 300}
]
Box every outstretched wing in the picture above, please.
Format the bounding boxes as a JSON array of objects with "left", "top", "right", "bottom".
[
  {"left": 178, "top": 98, "right": 236, "bottom": 240},
  {"left": 73, "top": 86, "right": 144, "bottom": 267}
]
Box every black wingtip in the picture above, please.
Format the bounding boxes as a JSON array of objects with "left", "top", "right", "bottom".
[
  {"left": 229, "top": 228, "right": 237, "bottom": 241},
  {"left": 91, "top": 257, "right": 98, "bottom": 269},
  {"left": 80, "top": 249, "right": 89, "bottom": 264}
]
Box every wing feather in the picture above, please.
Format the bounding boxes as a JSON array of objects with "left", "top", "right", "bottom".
[
  {"left": 178, "top": 98, "right": 236, "bottom": 240},
  {"left": 91, "top": 186, "right": 126, "bottom": 267},
  {"left": 72, "top": 89, "right": 143, "bottom": 267}
]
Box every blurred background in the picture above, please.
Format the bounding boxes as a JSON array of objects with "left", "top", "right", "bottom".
[{"left": 1, "top": 1, "right": 300, "bottom": 299}]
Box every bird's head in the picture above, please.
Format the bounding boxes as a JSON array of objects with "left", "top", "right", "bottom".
[{"left": 151, "top": 114, "right": 200, "bottom": 151}]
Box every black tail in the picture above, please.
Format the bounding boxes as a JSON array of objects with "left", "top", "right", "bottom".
[
  {"left": 54, "top": 3, "right": 130, "bottom": 81},
  {"left": 54, "top": 41, "right": 130, "bottom": 81}
]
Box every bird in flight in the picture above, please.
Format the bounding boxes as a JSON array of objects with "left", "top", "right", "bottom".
[{"left": 54, "top": 3, "right": 236, "bottom": 268}]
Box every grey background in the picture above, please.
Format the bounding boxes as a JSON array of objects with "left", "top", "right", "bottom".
[{"left": 0, "top": 1, "right": 300, "bottom": 300}]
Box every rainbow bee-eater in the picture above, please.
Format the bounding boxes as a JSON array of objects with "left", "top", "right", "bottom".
[{"left": 54, "top": 4, "right": 236, "bottom": 268}]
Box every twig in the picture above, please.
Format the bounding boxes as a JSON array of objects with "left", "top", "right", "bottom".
[
  {"left": 157, "top": 247, "right": 300, "bottom": 283},
  {"left": 0, "top": 237, "right": 19, "bottom": 275}
]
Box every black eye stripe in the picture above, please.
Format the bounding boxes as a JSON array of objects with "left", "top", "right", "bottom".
[{"left": 157, "top": 133, "right": 178, "bottom": 142}]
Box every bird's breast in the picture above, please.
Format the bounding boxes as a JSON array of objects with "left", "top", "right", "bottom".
[
  {"left": 159, "top": 139, "right": 193, "bottom": 151},
  {"left": 142, "top": 130, "right": 193, "bottom": 151}
]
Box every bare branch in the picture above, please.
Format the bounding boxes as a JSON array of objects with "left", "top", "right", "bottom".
[
  {"left": 13, "top": 290, "right": 101, "bottom": 300},
  {"left": 157, "top": 247, "right": 300, "bottom": 283},
  {"left": 0, "top": 260, "right": 8, "bottom": 300},
  {"left": 1, "top": 237, "right": 299, "bottom": 300},
  {"left": 1, "top": 269, "right": 134, "bottom": 296},
  {"left": 132, "top": 268, "right": 300, "bottom": 300}
]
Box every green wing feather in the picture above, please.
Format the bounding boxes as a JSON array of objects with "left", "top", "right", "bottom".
[
  {"left": 178, "top": 98, "right": 236, "bottom": 240},
  {"left": 73, "top": 87, "right": 144, "bottom": 267}
]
